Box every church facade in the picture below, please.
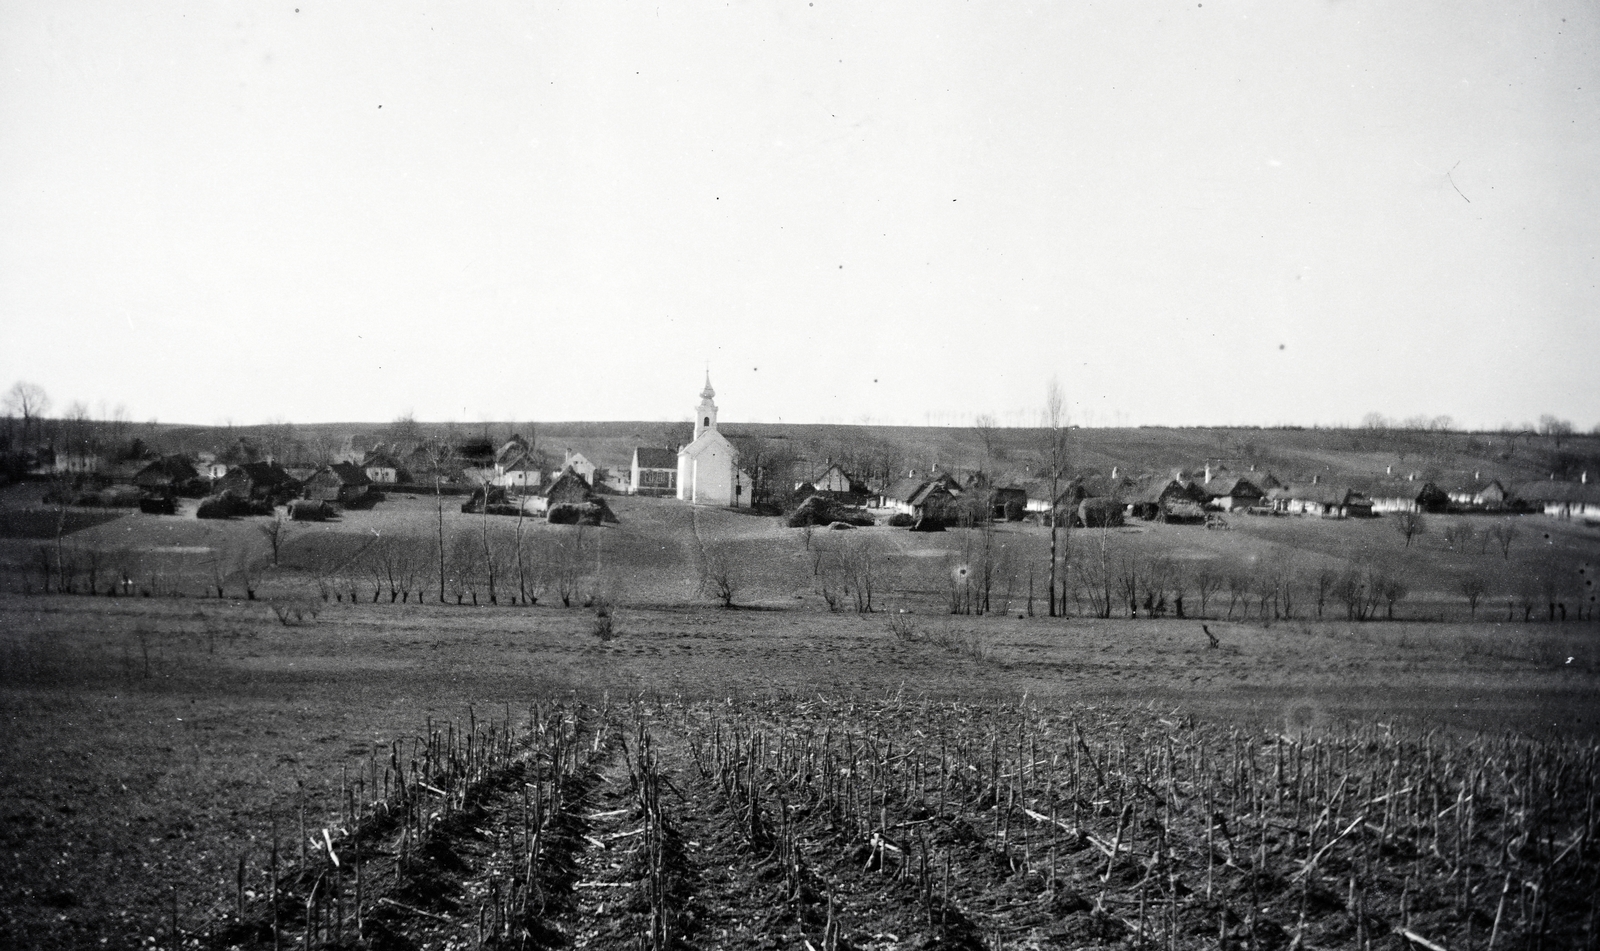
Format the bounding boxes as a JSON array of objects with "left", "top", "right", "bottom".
[{"left": 676, "top": 375, "right": 747, "bottom": 506}]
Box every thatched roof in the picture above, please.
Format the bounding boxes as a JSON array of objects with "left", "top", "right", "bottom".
[
  {"left": 1197, "top": 476, "right": 1264, "bottom": 500},
  {"left": 1515, "top": 481, "right": 1600, "bottom": 504},
  {"left": 1270, "top": 483, "right": 1368, "bottom": 507}
]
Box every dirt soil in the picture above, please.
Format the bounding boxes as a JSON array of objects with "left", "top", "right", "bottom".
[{"left": 3, "top": 591, "right": 1599, "bottom": 949}]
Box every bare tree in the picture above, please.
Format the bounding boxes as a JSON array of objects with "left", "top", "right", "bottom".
[
  {"left": 1441, "top": 521, "right": 1475, "bottom": 552},
  {"left": 1459, "top": 573, "right": 1488, "bottom": 620},
  {"left": 973, "top": 413, "right": 1000, "bottom": 470},
  {"left": 1393, "top": 510, "right": 1427, "bottom": 549},
  {"left": 1043, "top": 378, "right": 1069, "bottom": 617},
  {"left": 258, "top": 514, "right": 288, "bottom": 566},
  {"left": 423, "top": 436, "right": 457, "bottom": 602},
  {"left": 1490, "top": 521, "right": 1517, "bottom": 561},
  {"left": 4, "top": 381, "right": 50, "bottom": 444},
  {"left": 698, "top": 541, "right": 738, "bottom": 608},
  {"left": 1192, "top": 562, "right": 1221, "bottom": 619}
]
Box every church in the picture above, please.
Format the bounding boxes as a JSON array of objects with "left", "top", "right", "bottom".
[{"left": 677, "top": 374, "right": 749, "bottom": 506}]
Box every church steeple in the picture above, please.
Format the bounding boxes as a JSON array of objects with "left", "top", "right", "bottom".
[{"left": 694, "top": 372, "right": 718, "bottom": 439}]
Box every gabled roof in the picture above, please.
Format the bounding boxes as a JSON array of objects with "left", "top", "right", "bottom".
[
  {"left": 634, "top": 447, "right": 677, "bottom": 469},
  {"left": 1451, "top": 477, "right": 1506, "bottom": 496},
  {"left": 495, "top": 437, "right": 529, "bottom": 465},
  {"left": 886, "top": 477, "right": 926, "bottom": 503},
  {"left": 500, "top": 451, "right": 541, "bottom": 473},
  {"left": 134, "top": 455, "right": 199, "bottom": 485},
  {"left": 1354, "top": 478, "right": 1444, "bottom": 501},
  {"left": 1128, "top": 479, "right": 1191, "bottom": 505},
  {"left": 1271, "top": 483, "right": 1367, "bottom": 506},
  {"left": 322, "top": 462, "right": 371, "bottom": 486},
  {"left": 227, "top": 461, "right": 297, "bottom": 486},
  {"left": 1515, "top": 481, "right": 1600, "bottom": 504},
  {"left": 909, "top": 481, "right": 957, "bottom": 507},
  {"left": 1198, "top": 476, "right": 1264, "bottom": 499}
]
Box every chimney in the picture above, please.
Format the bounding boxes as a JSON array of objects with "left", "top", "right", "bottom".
[
  {"left": 1250, "top": 463, "right": 1256, "bottom": 472},
  {"left": 1474, "top": 470, "right": 1480, "bottom": 481},
  {"left": 1111, "top": 466, "right": 1119, "bottom": 480},
  {"left": 1386, "top": 465, "right": 1392, "bottom": 476},
  {"left": 1312, "top": 474, "right": 1319, "bottom": 484},
  {"left": 1205, "top": 464, "right": 1212, "bottom": 483},
  {"left": 1408, "top": 472, "right": 1415, "bottom": 482}
]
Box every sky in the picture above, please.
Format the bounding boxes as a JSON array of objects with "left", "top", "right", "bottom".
[{"left": 1, "top": 1, "right": 1597, "bottom": 431}]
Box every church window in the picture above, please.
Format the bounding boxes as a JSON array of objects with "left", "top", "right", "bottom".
[{"left": 703, "top": 417, "right": 709, "bottom": 427}]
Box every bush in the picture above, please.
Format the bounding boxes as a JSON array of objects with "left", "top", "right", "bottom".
[
  {"left": 1079, "top": 497, "right": 1124, "bottom": 528},
  {"left": 195, "top": 496, "right": 234, "bottom": 519},
  {"left": 887, "top": 512, "right": 915, "bottom": 528},
  {"left": 788, "top": 495, "right": 874, "bottom": 528}
]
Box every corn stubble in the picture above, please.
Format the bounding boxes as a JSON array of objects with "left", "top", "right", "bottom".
[{"left": 191, "top": 697, "right": 1597, "bottom": 950}]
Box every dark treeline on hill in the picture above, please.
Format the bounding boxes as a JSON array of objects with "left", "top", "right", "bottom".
[{"left": 19, "top": 413, "right": 1598, "bottom": 495}]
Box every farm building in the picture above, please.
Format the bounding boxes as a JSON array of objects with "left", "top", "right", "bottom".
[
  {"left": 1515, "top": 480, "right": 1600, "bottom": 520},
  {"left": 495, "top": 451, "right": 542, "bottom": 488},
  {"left": 676, "top": 375, "right": 751, "bottom": 507},
  {"left": 1358, "top": 477, "right": 1449, "bottom": 515},
  {"left": 1196, "top": 475, "right": 1267, "bottom": 512},
  {"left": 303, "top": 462, "right": 372, "bottom": 506},
  {"left": 132, "top": 456, "right": 201, "bottom": 495},
  {"left": 804, "top": 463, "right": 868, "bottom": 503},
  {"left": 362, "top": 450, "right": 405, "bottom": 484},
  {"left": 882, "top": 471, "right": 963, "bottom": 516},
  {"left": 544, "top": 467, "right": 595, "bottom": 506},
  {"left": 217, "top": 462, "right": 299, "bottom": 503},
  {"left": 630, "top": 447, "right": 679, "bottom": 495},
  {"left": 1448, "top": 477, "right": 1509, "bottom": 511},
  {"left": 561, "top": 450, "right": 597, "bottom": 486},
  {"left": 1126, "top": 479, "right": 1205, "bottom": 523},
  {"left": 1268, "top": 483, "right": 1374, "bottom": 518}
]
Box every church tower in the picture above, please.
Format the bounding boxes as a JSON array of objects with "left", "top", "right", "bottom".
[{"left": 693, "top": 372, "right": 718, "bottom": 439}]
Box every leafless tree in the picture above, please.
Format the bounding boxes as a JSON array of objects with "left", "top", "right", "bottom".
[
  {"left": 1312, "top": 567, "right": 1337, "bottom": 619},
  {"left": 1043, "top": 378, "right": 1070, "bottom": 617},
  {"left": 258, "top": 514, "right": 288, "bottom": 566},
  {"left": 1459, "top": 573, "right": 1488, "bottom": 620},
  {"left": 698, "top": 541, "right": 738, "bottom": 608},
  {"left": 1393, "top": 510, "right": 1427, "bottom": 548},
  {"left": 973, "top": 413, "right": 1000, "bottom": 470},
  {"left": 423, "top": 436, "right": 457, "bottom": 602},
  {"left": 4, "top": 380, "right": 50, "bottom": 444},
  {"left": 1441, "top": 521, "right": 1474, "bottom": 552},
  {"left": 1192, "top": 562, "right": 1221, "bottom": 619},
  {"left": 1490, "top": 521, "right": 1517, "bottom": 561}
]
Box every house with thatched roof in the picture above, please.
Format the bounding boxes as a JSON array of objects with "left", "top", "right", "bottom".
[
  {"left": 303, "top": 462, "right": 372, "bottom": 506},
  {"left": 1515, "top": 479, "right": 1600, "bottom": 519},
  {"left": 494, "top": 451, "right": 542, "bottom": 488},
  {"left": 630, "top": 447, "right": 678, "bottom": 495},
  {"left": 881, "top": 471, "right": 962, "bottom": 515},
  {"left": 1195, "top": 475, "right": 1267, "bottom": 512},
  {"left": 133, "top": 456, "right": 201, "bottom": 496},
  {"left": 1268, "top": 482, "right": 1373, "bottom": 518},
  {"left": 1448, "top": 476, "right": 1509, "bottom": 511},
  {"left": 807, "top": 463, "right": 868, "bottom": 503},
  {"left": 361, "top": 449, "right": 405, "bottom": 485},
  {"left": 544, "top": 467, "right": 594, "bottom": 506},
  {"left": 1358, "top": 477, "right": 1449, "bottom": 515},
  {"left": 1126, "top": 479, "right": 1206, "bottom": 523},
  {"left": 218, "top": 462, "right": 299, "bottom": 503}
]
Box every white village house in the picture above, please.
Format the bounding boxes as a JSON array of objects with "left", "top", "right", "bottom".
[{"left": 676, "top": 375, "right": 749, "bottom": 506}]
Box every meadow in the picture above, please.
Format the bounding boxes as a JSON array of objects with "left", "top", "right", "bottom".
[{"left": 1, "top": 486, "right": 1598, "bottom": 949}]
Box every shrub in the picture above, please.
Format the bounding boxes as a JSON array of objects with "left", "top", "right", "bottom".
[
  {"left": 788, "top": 495, "right": 874, "bottom": 528},
  {"left": 289, "top": 499, "right": 333, "bottom": 522},
  {"left": 1079, "top": 497, "right": 1124, "bottom": 528},
  {"left": 195, "top": 496, "right": 234, "bottom": 519},
  {"left": 888, "top": 512, "right": 915, "bottom": 528}
]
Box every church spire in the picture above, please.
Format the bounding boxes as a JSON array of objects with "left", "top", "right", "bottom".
[{"left": 694, "top": 372, "right": 718, "bottom": 439}]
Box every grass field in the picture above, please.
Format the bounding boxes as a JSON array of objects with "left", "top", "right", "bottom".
[{"left": 2, "top": 484, "right": 1599, "bottom": 948}]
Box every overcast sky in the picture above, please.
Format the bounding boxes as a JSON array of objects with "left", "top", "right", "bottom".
[{"left": 2, "top": 1, "right": 1596, "bottom": 431}]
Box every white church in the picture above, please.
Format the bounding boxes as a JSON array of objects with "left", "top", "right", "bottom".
[{"left": 676, "top": 374, "right": 750, "bottom": 507}]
